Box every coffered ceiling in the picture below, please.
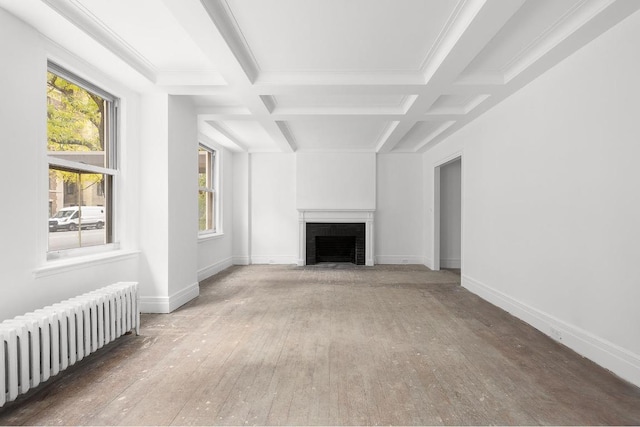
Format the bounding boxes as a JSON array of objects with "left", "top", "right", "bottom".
[{"left": 2, "top": 0, "right": 639, "bottom": 153}]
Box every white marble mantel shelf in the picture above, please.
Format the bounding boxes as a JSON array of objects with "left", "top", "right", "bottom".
[{"left": 297, "top": 209, "right": 375, "bottom": 266}]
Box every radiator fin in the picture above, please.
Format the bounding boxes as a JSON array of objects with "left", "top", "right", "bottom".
[{"left": 1, "top": 282, "right": 138, "bottom": 407}]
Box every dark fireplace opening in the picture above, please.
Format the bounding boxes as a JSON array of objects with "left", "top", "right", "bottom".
[
  {"left": 316, "top": 236, "right": 356, "bottom": 263},
  {"left": 306, "top": 222, "right": 365, "bottom": 265}
]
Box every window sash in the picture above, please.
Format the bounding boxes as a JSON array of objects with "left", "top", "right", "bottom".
[
  {"left": 47, "top": 63, "right": 118, "bottom": 255},
  {"left": 198, "top": 144, "right": 218, "bottom": 233}
]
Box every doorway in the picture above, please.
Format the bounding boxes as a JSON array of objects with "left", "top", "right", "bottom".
[{"left": 434, "top": 156, "right": 461, "bottom": 272}]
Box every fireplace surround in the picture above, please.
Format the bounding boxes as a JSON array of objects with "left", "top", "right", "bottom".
[{"left": 298, "top": 209, "right": 374, "bottom": 266}]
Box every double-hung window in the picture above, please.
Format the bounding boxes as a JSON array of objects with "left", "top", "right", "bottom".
[
  {"left": 198, "top": 144, "right": 218, "bottom": 234},
  {"left": 47, "top": 63, "right": 117, "bottom": 256}
]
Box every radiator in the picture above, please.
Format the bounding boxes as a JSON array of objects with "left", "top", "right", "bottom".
[{"left": 1, "top": 282, "right": 139, "bottom": 407}]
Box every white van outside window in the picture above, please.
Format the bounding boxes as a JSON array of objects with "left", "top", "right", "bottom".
[{"left": 49, "top": 206, "right": 106, "bottom": 232}]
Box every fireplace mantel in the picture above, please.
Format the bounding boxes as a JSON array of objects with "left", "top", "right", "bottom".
[{"left": 297, "top": 209, "right": 375, "bottom": 266}]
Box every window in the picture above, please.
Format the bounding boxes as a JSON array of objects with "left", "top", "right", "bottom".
[
  {"left": 198, "top": 144, "right": 218, "bottom": 234},
  {"left": 47, "top": 63, "right": 117, "bottom": 255}
]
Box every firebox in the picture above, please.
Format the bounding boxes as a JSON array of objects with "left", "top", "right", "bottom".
[{"left": 305, "top": 223, "right": 365, "bottom": 265}]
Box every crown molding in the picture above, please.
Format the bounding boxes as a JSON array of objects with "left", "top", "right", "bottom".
[
  {"left": 503, "top": 0, "right": 615, "bottom": 83},
  {"left": 253, "top": 70, "right": 426, "bottom": 86},
  {"left": 275, "top": 121, "right": 297, "bottom": 151},
  {"left": 414, "top": 121, "right": 457, "bottom": 153},
  {"left": 421, "top": 0, "right": 486, "bottom": 82},
  {"left": 41, "top": 0, "right": 157, "bottom": 82},
  {"left": 204, "top": 120, "right": 249, "bottom": 152}
]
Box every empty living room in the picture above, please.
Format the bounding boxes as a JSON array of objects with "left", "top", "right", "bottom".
[{"left": 1, "top": 0, "right": 640, "bottom": 425}]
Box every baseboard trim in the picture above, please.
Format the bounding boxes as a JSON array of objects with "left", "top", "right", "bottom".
[
  {"left": 251, "top": 255, "right": 298, "bottom": 265},
  {"left": 232, "top": 256, "right": 250, "bottom": 265},
  {"left": 440, "top": 258, "right": 461, "bottom": 268},
  {"left": 140, "top": 281, "right": 199, "bottom": 314},
  {"left": 198, "top": 257, "right": 233, "bottom": 281},
  {"left": 462, "top": 274, "right": 640, "bottom": 388},
  {"left": 375, "top": 255, "right": 427, "bottom": 265}
]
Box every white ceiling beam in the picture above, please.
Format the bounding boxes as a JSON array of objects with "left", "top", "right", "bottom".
[
  {"left": 418, "top": 0, "right": 640, "bottom": 153},
  {"left": 376, "top": 0, "right": 526, "bottom": 153},
  {"left": 196, "top": 112, "right": 465, "bottom": 122},
  {"left": 162, "top": 0, "right": 295, "bottom": 153}
]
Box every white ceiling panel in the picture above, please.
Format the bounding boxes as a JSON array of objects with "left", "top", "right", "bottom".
[
  {"left": 222, "top": 0, "right": 460, "bottom": 73},
  {"left": 272, "top": 94, "right": 411, "bottom": 111},
  {"left": 209, "top": 120, "right": 276, "bottom": 151},
  {"left": 287, "top": 119, "right": 390, "bottom": 151},
  {"left": 76, "top": 0, "right": 216, "bottom": 71}
]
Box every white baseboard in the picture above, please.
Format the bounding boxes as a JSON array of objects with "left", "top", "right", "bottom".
[
  {"left": 375, "top": 255, "right": 427, "bottom": 265},
  {"left": 251, "top": 255, "right": 298, "bottom": 265},
  {"left": 140, "top": 281, "right": 199, "bottom": 314},
  {"left": 462, "top": 274, "right": 640, "bottom": 388},
  {"left": 424, "top": 258, "right": 434, "bottom": 270},
  {"left": 232, "top": 256, "right": 250, "bottom": 265},
  {"left": 198, "top": 257, "right": 233, "bottom": 282},
  {"left": 440, "top": 258, "right": 461, "bottom": 268}
]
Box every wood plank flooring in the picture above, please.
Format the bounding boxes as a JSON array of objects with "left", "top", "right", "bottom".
[{"left": 1, "top": 264, "right": 639, "bottom": 425}]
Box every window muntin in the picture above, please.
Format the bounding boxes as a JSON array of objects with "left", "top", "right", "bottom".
[
  {"left": 198, "top": 145, "right": 218, "bottom": 234},
  {"left": 47, "top": 63, "right": 117, "bottom": 255}
]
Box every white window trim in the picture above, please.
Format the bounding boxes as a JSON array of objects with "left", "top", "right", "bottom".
[{"left": 198, "top": 137, "right": 223, "bottom": 237}]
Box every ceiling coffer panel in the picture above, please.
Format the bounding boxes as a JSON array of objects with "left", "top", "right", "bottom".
[
  {"left": 214, "top": 0, "right": 460, "bottom": 74},
  {"left": 287, "top": 119, "right": 391, "bottom": 151}
]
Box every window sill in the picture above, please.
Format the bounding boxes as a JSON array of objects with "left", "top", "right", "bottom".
[
  {"left": 198, "top": 232, "right": 225, "bottom": 242},
  {"left": 34, "top": 249, "right": 140, "bottom": 279}
]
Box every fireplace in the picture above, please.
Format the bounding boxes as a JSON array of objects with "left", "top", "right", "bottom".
[
  {"left": 297, "top": 209, "right": 375, "bottom": 266},
  {"left": 306, "top": 223, "right": 365, "bottom": 265}
]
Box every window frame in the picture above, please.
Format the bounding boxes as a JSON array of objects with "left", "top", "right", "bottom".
[
  {"left": 198, "top": 143, "right": 221, "bottom": 237},
  {"left": 46, "top": 62, "right": 119, "bottom": 260}
]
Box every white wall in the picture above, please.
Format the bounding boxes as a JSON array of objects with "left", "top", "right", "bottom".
[
  {"left": 375, "top": 154, "right": 424, "bottom": 264},
  {"left": 167, "top": 96, "right": 199, "bottom": 296},
  {"left": 139, "top": 94, "right": 170, "bottom": 304},
  {"left": 232, "top": 152, "right": 250, "bottom": 265},
  {"left": 296, "top": 152, "right": 376, "bottom": 210},
  {"left": 139, "top": 95, "right": 202, "bottom": 312},
  {"left": 423, "top": 9, "right": 640, "bottom": 387},
  {"left": 250, "top": 153, "right": 298, "bottom": 264},
  {"left": 0, "top": 8, "right": 140, "bottom": 320},
  {"left": 197, "top": 145, "right": 235, "bottom": 279},
  {"left": 439, "top": 159, "right": 461, "bottom": 268}
]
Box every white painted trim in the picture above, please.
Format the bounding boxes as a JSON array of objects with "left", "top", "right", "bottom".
[
  {"left": 423, "top": 258, "right": 434, "bottom": 270},
  {"left": 375, "top": 255, "right": 427, "bottom": 265},
  {"left": 233, "top": 256, "right": 250, "bottom": 265},
  {"left": 197, "top": 257, "right": 233, "bottom": 282},
  {"left": 432, "top": 152, "right": 463, "bottom": 272},
  {"left": 462, "top": 275, "right": 640, "bottom": 388},
  {"left": 41, "top": 0, "right": 157, "bottom": 81},
  {"left": 34, "top": 250, "right": 140, "bottom": 279},
  {"left": 140, "top": 282, "right": 199, "bottom": 314},
  {"left": 251, "top": 256, "right": 298, "bottom": 265},
  {"left": 440, "top": 258, "right": 461, "bottom": 268}
]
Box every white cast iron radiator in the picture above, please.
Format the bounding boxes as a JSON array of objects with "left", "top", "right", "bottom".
[{"left": 0, "top": 282, "right": 139, "bottom": 407}]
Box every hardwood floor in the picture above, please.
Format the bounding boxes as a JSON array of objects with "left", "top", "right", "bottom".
[{"left": 1, "top": 265, "right": 639, "bottom": 425}]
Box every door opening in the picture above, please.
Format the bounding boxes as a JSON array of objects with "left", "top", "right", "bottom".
[{"left": 434, "top": 157, "right": 461, "bottom": 273}]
